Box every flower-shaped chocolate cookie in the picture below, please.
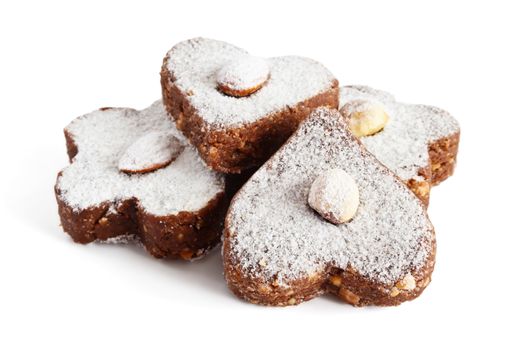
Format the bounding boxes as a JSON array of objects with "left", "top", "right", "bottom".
[
  {"left": 224, "top": 108, "right": 435, "bottom": 306},
  {"left": 161, "top": 37, "right": 338, "bottom": 173},
  {"left": 55, "top": 101, "right": 227, "bottom": 260},
  {"left": 339, "top": 85, "right": 460, "bottom": 204}
]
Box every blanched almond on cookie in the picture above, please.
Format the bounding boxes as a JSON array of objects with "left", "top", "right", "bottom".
[
  {"left": 216, "top": 56, "right": 270, "bottom": 97},
  {"left": 308, "top": 168, "right": 360, "bottom": 224},
  {"left": 340, "top": 99, "right": 389, "bottom": 137},
  {"left": 118, "top": 131, "right": 183, "bottom": 174}
]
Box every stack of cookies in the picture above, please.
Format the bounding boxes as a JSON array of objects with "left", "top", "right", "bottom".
[{"left": 55, "top": 38, "right": 460, "bottom": 307}]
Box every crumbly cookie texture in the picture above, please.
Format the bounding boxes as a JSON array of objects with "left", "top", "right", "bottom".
[
  {"left": 339, "top": 85, "right": 460, "bottom": 204},
  {"left": 224, "top": 107, "right": 436, "bottom": 307},
  {"left": 161, "top": 37, "right": 338, "bottom": 173},
  {"left": 55, "top": 101, "right": 227, "bottom": 259}
]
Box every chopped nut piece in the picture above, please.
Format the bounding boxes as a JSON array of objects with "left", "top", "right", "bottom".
[
  {"left": 414, "top": 181, "right": 430, "bottom": 198},
  {"left": 339, "top": 288, "right": 360, "bottom": 305},
  {"left": 258, "top": 285, "right": 272, "bottom": 293},
  {"left": 390, "top": 287, "right": 400, "bottom": 297},
  {"left": 396, "top": 273, "right": 416, "bottom": 290},
  {"left": 98, "top": 217, "right": 109, "bottom": 226},
  {"left": 330, "top": 275, "right": 342, "bottom": 287},
  {"left": 179, "top": 250, "right": 193, "bottom": 260}
]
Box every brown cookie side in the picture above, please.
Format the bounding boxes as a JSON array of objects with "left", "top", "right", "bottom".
[
  {"left": 136, "top": 191, "right": 227, "bottom": 259},
  {"left": 161, "top": 62, "right": 339, "bottom": 174},
  {"left": 325, "top": 235, "right": 436, "bottom": 306},
  {"left": 429, "top": 131, "right": 460, "bottom": 186},
  {"left": 405, "top": 130, "right": 460, "bottom": 206},
  {"left": 223, "top": 223, "right": 436, "bottom": 307},
  {"left": 222, "top": 227, "right": 327, "bottom": 306},
  {"left": 55, "top": 176, "right": 228, "bottom": 260},
  {"left": 406, "top": 168, "right": 432, "bottom": 206},
  {"left": 56, "top": 184, "right": 137, "bottom": 244}
]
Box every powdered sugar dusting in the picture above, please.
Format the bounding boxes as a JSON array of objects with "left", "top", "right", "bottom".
[
  {"left": 57, "top": 101, "right": 224, "bottom": 215},
  {"left": 339, "top": 85, "right": 460, "bottom": 181},
  {"left": 97, "top": 235, "right": 141, "bottom": 245},
  {"left": 226, "top": 108, "right": 433, "bottom": 285},
  {"left": 165, "top": 38, "right": 336, "bottom": 128}
]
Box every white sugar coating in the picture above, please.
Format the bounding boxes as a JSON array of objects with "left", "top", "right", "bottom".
[
  {"left": 57, "top": 101, "right": 224, "bottom": 216},
  {"left": 308, "top": 168, "right": 360, "bottom": 224},
  {"left": 227, "top": 108, "right": 434, "bottom": 285},
  {"left": 118, "top": 131, "right": 182, "bottom": 173},
  {"left": 165, "top": 38, "right": 336, "bottom": 128},
  {"left": 216, "top": 56, "right": 269, "bottom": 93},
  {"left": 339, "top": 85, "right": 460, "bottom": 181},
  {"left": 97, "top": 235, "right": 141, "bottom": 245}
]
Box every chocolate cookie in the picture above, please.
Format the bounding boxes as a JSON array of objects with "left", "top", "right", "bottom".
[
  {"left": 339, "top": 85, "right": 460, "bottom": 204},
  {"left": 55, "top": 101, "right": 227, "bottom": 260},
  {"left": 161, "top": 37, "right": 338, "bottom": 173},
  {"left": 223, "top": 107, "right": 435, "bottom": 306}
]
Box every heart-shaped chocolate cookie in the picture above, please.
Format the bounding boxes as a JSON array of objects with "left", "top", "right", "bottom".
[
  {"left": 161, "top": 38, "right": 338, "bottom": 173},
  {"left": 55, "top": 101, "right": 227, "bottom": 260},
  {"left": 223, "top": 107, "right": 435, "bottom": 306},
  {"left": 339, "top": 85, "right": 460, "bottom": 204}
]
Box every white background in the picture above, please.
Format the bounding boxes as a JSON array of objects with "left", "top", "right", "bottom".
[{"left": 1, "top": 1, "right": 523, "bottom": 348}]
